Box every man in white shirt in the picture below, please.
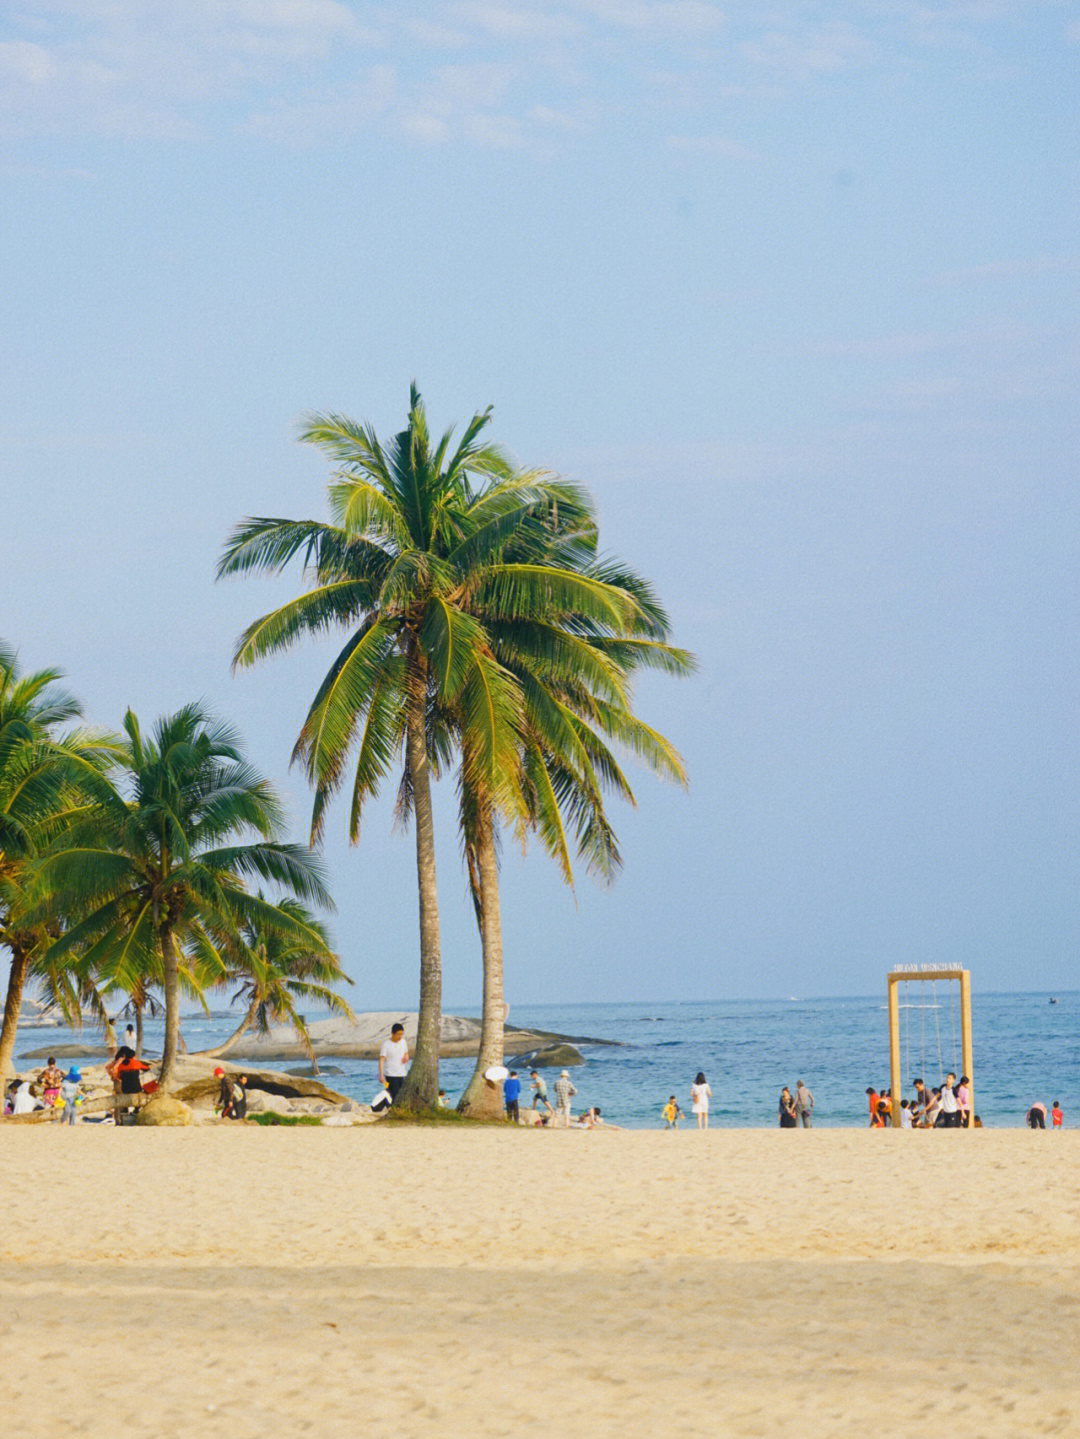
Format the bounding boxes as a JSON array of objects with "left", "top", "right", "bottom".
[
  {"left": 937, "top": 1072, "right": 961, "bottom": 1128},
  {"left": 378, "top": 1022, "right": 410, "bottom": 1103}
]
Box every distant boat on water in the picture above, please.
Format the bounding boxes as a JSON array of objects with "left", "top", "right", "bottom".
[{"left": 1049, "top": 997, "right": 1058, "bottom": 1004}]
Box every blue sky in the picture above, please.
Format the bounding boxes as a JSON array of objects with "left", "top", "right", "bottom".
[{"left": 2, "top": 1, "right": 1078, "bottom": 1004}]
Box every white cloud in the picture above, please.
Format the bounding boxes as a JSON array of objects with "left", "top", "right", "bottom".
[
  {"left": 0, "top": 1, "right": 380, "bottom": 138},
  {"left": 449, "top": 3, "right": 582, "bottom": 40},
  {"left": 581, "top": 0, "right": 723, "bottom": 32},
  {"left": 741, "top": 21, "right": 876, "bottom": 74},
  {"left": 243, "top": 66, "right": 396, "bottom": 143},
  {"left": 667, "top": 133, "right": 756, "bottom": 160},
  {"left": 0, "top": 39, "right": 57, "bottom": 84},
  {"left": 931, "top": 255, "right": 1080, "bottom": 286}
]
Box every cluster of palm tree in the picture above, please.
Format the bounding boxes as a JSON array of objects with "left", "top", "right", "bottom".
[
  {"left": 219, "top": 385, "right": 693, "bottom": 1115},
  {"left": 0, "top": 650, "right": 351, "bottom": 1089},
  {"left": 2, "top": 386, "right": 691, "bottom": 1109}
]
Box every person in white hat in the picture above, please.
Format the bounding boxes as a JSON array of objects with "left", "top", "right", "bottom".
[{"left": 553, "top": 1070, "right": 577, "bottom": 1127}]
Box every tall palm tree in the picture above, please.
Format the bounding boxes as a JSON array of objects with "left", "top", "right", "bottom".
[
  {"left": 219, "top": 385, "right": 638, "bottom": 1109},
  {"left": 192, "top": 896, "right": 353, "bottom": 1062},
  {"left": 36, "top": 704, "right": 333, "bottom": 1089},
  {"left": 0, "top": 644, "right": 117, "bottom": 1082},
  {"left": 454, "top": 545, "right": 696, "bottom": 1116}
]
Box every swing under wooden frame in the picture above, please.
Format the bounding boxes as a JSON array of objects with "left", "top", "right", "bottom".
[{"left": 887, "top": 966, "right": 973, "bottom": 1129}]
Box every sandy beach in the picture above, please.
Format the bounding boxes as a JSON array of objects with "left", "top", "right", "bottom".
[{"left": 3, "top": 1127, "right": 1078, "bottom": 1438}]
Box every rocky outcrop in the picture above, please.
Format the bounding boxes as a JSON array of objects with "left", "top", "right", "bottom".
[
  {"left": 212, "top": 1011, "right": 611, "bottom": 1061},
  {"left": 530, "top": 1043, "right": 584, "bottom": 1068},
  {"left": 169, "top": 1061, "right": 350, "bottom": 1107}
]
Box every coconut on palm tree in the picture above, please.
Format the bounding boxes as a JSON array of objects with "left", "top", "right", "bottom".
[
  {"left": 36, "top": 704, "right": 333, "bottom": 1089},
  {"left": 219, "top": 386, "right": 641, "bottom": 1110}
]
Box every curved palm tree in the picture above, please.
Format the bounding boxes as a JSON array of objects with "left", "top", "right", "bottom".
[
  {"left": 192, "top": 896, "right": 353, "bottom": 1063},
  {"left": 0, "top": 644, "right": 118, "bottom": 1082},
  {"left": 219, "top": 385, "right": 639, "bottom": 1109},
  {"left": 36, "top": 704, "right": 333, "bottom": 1089}
]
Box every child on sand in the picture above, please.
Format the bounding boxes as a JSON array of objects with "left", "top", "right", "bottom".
[
  {"left": 1052, "top": 1101, "right": 1063, "bottom": 1129},
  {"left": 662, "top": 1096, "right": 683, "bottom": 1129},
  {"left": 60, "top": 1069, "right": 81, "bottom": 1125}
]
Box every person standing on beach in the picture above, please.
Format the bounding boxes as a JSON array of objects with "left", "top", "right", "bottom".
[
  {"left": 1052, "top": 1101, "right": 1064, "bottom": 1129},
  {"left": 956, "top": 1075, "right": 972, "bottom": 1128},
  {"left": 530, "top": 1070, "right": 553, "bottom": 1116},
  {"left": 37, "top": 1058, "right": 64, "bottom": 1107},
  {"left": 503, "top": 1070, "right": 521, "bottom": 1123},
  {"left": 937, "top": 1073, "right": 961, "bottom": 1128},
  {"left": 378, "top": 1022, "right": 410, "bottom": 1104},
  {"left": 794, "top": 1079, "right": 814, "bottom": 1127},
  {"left": 866, "top": 1087, "right": 881, "bottom": 1127},
  {"left": 60, "top": 1069, "right": 81, "bottom": 1125},
  {"left": 690, "top": 1072, "right": 712, "bottom": 1129},
  {"left": 554, "top": 1070, "right": 577, "bottom": 1126},
  {"left": 778, "top": 1087, "right": 798, "bottom": 1128}
]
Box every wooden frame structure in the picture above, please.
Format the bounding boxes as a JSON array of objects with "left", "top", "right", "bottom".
[{"left": 887, "top": 966, "right": 973, "bottom": 1129}]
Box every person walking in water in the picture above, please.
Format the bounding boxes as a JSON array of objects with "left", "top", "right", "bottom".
[
  {"left": 794, "top": 1079, "right": 814, "bottom": 1128},
  {"left": 778, "top": 1086, "right": 798, "bottom": 1128},
  {"left": 690, "top": 1072, "right": 712, "bottom": 1129},
  {"left": 662, "top": 1095, "right": 683, "bottom": 1129}
]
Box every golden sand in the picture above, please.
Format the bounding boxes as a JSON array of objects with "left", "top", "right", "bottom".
[{"left": 2, "top": 1127, "right": 1078, "bottom": 1437}]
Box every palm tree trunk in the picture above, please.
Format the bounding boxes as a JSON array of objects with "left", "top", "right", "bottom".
[
  {"left": 191, "top": 999, "right": 258, "bottom": 1059},
  {"left": 159, "top": 922, "right": 181, "bottom": 1089},
  {"left": 0, "top": 946, "right": 31, "bottom": 1084},
  {"left": 395, "top": 647, "right": 442, "bottom": 1111},
  {"left": 458, "top": 806, "right": 508, "bottom": 1119},
  {"left": 134, "top": 1001, "right": 144, "bottom": 1058}
]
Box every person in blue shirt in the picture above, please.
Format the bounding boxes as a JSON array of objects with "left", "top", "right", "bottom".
[{"left": 503, "top": 1071, "right": 522, "bottom": 1123}]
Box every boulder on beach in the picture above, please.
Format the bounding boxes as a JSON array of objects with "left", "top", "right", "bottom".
[
  {"left": 136, "top": 1095, "right": 192, "bottom": 1127},
  {"left": 531, "top": 1043, "right": 584, "bottom": 1068},
  {"left": 246, "top": 1090, "right": 292, "bottom": 1116}
]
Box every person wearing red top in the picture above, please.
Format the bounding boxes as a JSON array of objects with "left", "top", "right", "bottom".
[
  {"left": 1052, "top": 1101, "right": 1064, "bottom": 1129},
  {"left": 106, "top": 1046, "right": 155, "bottom": 1122}
]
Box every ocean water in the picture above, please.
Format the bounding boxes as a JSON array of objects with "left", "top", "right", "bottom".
[{"left": 15, "top": 991, "right": 1076, "bottom": 1129}]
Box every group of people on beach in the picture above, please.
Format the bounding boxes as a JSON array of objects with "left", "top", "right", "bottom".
[
  {"left": 866, "top": 1073, "right": 975, "bottom": 1128},
  {"left": 662, "top": 1072, "right": 714, "bottom": 1129},
  {"left": 1026, "top": 1100, "right": 1064, "bottom": 1129},
  {"left": 8, "top": 1021, "right": 1068, "bottom": 1132},
  {"left": 503, "top": 1068, "right": 613, "bottom": 1127},
  {"left": 4, "top": 1057, "right": 84, "bottom": 1123}
]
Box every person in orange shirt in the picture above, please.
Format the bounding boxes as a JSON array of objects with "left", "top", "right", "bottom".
[
  {"left": 866, "top": 1087, "right": 882, "bottom": 1126},
  {"left": 1052, "top": 1101, "right": 1064, "bottom": 1129}
]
